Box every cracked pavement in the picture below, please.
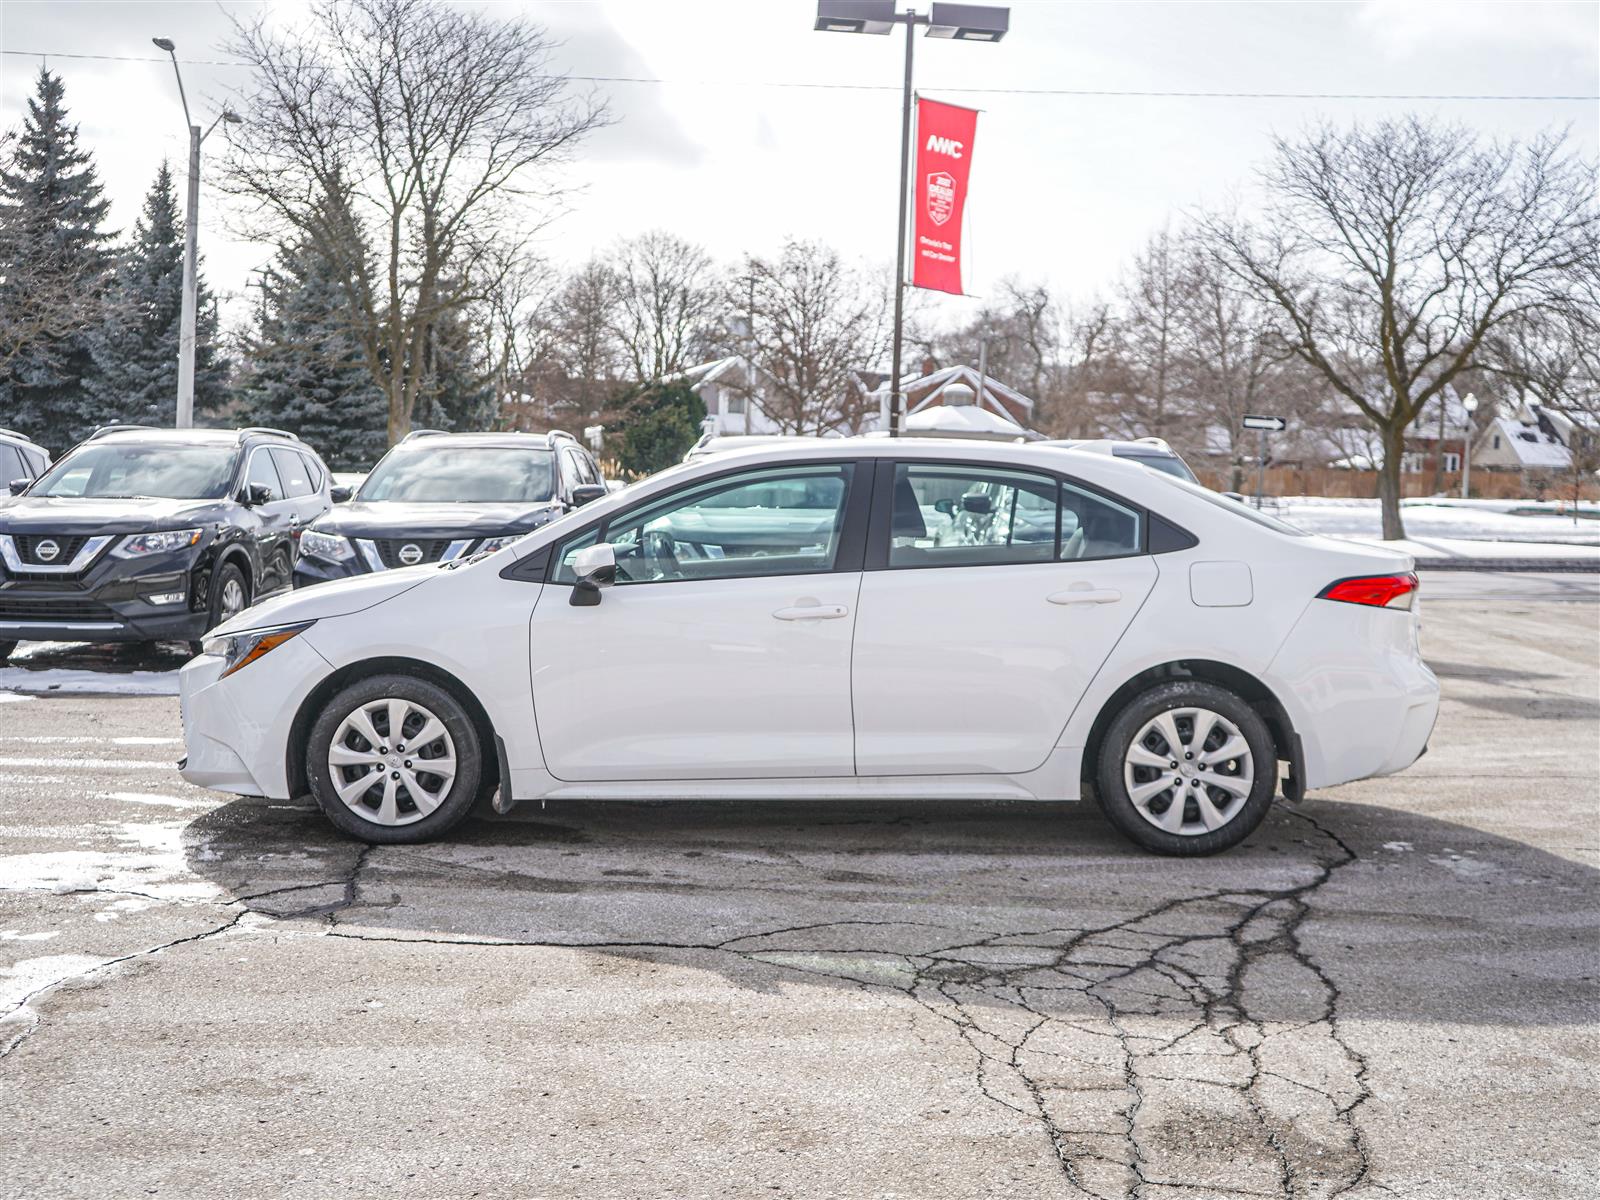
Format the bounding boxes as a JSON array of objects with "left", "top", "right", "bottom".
[{"left": 0, "top": 572, "right": 1596, "bottom": 1198}]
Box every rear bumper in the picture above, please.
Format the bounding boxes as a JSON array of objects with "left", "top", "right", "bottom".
[{"left": 1268, "top": 603, "right": 1440, "bottom": 789}]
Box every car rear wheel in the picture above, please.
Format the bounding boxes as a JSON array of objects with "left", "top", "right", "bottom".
[
  {"left": 306, "top": 674, "right": 482, "bottom": 844},
  {"left": 1095, "top": 680, "right": 1276, "bottom": 856}
]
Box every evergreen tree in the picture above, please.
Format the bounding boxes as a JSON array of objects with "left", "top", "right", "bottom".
[
  {"left": 0, "top": 68, "right": 114, "bottom": 451},
  {"left": 82, "top": 161, "right": 227, "bottom": 436},
  {"left": 410, "top": 303, "right": 497, "bottom": 433},
  {"left": 613, "top": 380, "right": 705, "bottom": 476},
  {"left": 236, "top": 233, "right": 389, "bottom": 470}
]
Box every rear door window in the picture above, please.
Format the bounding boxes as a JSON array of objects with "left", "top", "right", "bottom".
[{"left": 270, "top": 448, "right": 315, "bottom": 498}]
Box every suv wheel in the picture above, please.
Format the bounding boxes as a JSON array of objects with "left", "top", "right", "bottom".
[
  {"left": 210, "top": 563, "right": 250, "bottom": 628},
  {"left": 306, "top": 673, "right": 482, "bottom": 844},
  {"left": 1095, "top": 680, "right": 1276, "bottom": 856}
]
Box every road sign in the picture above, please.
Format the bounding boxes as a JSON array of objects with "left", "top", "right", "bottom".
[{"left": 1243, "top": 414, "right": 1287, "bottom": 432}]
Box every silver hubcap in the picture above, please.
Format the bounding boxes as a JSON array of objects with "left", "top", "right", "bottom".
[
  {"left": 327, "top": 697, "right": 458, "bottom": 826},
  {"left": 220, "top": 578, "right": 246, "bottom": 618},
  {"left": 1123, "top": 706, "right": 1254, "bottom": 837}
]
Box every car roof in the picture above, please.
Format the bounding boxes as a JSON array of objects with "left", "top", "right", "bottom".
[
  {"left": 90, "top": 428, "right": 242, "bottom": 445},
  {"left": 0, "top": 428, "right": 42, "bottom": 448},
  {"left": 1039, "top": 438, "right": 1180, "bottom": 457},
  {"left": 392, "top": 431, "right": 569, "bottom": 450}
]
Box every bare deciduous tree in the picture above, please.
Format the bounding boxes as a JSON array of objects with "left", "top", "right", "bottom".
[
  {"left": 740, "top": 239, "right": 890, "bottom": 435},
  {"left": 223, "top": 0, "right": 607, "bottom": 443},
  {"left": 1206, "top": 118, "right": 1597, "bottom": 538},
  {"left": 608, "top": 231, "right": 720, "bottom": 385}
]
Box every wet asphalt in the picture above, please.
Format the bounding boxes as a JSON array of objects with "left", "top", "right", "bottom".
[{"left": 0, "top": 572, "right": 1595, "bottom": 1199}]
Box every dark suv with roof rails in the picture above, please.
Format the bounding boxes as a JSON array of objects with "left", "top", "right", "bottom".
[
  {"left": 293, "top": 429, "right": 607, "bottom": 587},
  {"left": 0, "top": 425, "right": 333, "bottom": 659},
  {"left": 0, "top": 427, "right": 51, "bottom": 491}
]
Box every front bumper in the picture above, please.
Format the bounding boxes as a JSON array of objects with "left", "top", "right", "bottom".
[
  {"left": 0, "top": 550, "right": 211, "bottom": 643},
  {"left": 293, "top": 554, "right": 366, "bottom": 588},
  {"left": 178, "top": 632, "right": 333, "bottom": 797}
]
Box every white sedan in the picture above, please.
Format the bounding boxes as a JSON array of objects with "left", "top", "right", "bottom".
[{"left": 179, "top": 440, "right": 1438, "bottom": 856}]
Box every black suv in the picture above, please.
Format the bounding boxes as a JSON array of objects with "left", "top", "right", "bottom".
[
  {"left": 293, "top": 429, "right": 606, "bottom": 587},
  {"left": 0, "top": 427, "right": 51, "bottom": 488},
  {"left": 0, "top": 426, "right": 333, "bottom": 658}
]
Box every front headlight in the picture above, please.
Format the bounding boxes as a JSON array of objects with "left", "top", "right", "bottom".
[
  {"left": 475, "top": 534, "right": 525, "bottom": 554},
  {"left": 201, "top": 621, "right": 315, "bottom": 679},
  {"left": 112, "top": 528, "right": 201, "bottom": 558},
  {"left": 300, "top": 529, "right": 354, "bottom": 562}
]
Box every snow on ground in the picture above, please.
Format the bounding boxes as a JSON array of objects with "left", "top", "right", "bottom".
[
  {"left": 1276, "top": 496, "right": 1599, "bottom": 545},
  {"left": 0, "top": 641, "right": 183, "bottom": 698}
]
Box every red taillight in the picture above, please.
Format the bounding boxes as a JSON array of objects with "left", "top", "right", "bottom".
[{"left": 1318, "top": 572, "right": 1419, "bottom": 610}]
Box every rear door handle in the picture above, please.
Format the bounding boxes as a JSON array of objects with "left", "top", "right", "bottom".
[
  {"left": 773, "top": 604, "right": 849, "bottom": 621},
  {"left": 1048, "top": 588, "right": 1122, "bottom": 605}
]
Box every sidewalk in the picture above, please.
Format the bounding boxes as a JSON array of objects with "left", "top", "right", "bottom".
[{"left": 1339, "top": 534, "right": 1600, "bottom": 572}]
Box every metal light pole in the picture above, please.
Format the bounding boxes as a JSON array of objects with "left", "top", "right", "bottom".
[
  {"left": 153, "top": 38, "right": 241, "bottom": 429},
  {"left": 814, "top": 2, "right": 1008, "bottom": 436},
  {"left": 1461, "top": 393, "right": 1478, "bottom": 499}
]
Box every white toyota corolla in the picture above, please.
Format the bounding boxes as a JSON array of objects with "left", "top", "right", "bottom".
[{"left": 179, "top": 440, "right": 1438, "bottom": 856}]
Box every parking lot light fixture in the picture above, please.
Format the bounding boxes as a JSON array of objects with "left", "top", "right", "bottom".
[
  {"left": 813, "top": 2, "right": 1008, "bottom": 437},
  {"left": 152, "top": 38, "right": 242, "bottom": 431}
]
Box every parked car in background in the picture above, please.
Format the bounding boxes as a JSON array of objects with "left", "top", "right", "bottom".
[
  {"left": 0, "top": 427, "right": 51, "bottom": 491},
  {"left": 293, "top": 430, "right": 606, "bottom": 587},
  {"left": 1039, "top": 437, "right": 1200, "bottom": 484},
  {"left": 180, "top": 438, "right": 1437, "bottom": 857},
  {"left": 0, "top": 426, "right": 332, "bottom": 658}
]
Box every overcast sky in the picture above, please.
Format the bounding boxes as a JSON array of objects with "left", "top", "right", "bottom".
[{"left": 3, "top": 0, "right": 1595, "bottom": 335}]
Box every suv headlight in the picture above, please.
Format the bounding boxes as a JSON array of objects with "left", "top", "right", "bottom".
[
  {"left": 475, "top": 534, "right": 525, "bottom": 554},
  {"left": 112, "top": 529, "right": 201, "bottom": 558},
  {"left": 201, "top": 621, "right": 315, "bottom": 679},
  {"left": 300, "top": 529, "right": 354, "bottom": 562}
]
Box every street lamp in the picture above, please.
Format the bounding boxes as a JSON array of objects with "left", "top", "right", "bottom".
[
  {"left": 152, "top": 37, "right": 242, "bottom": 429},
  {"left": 814, "top": 2, "right": 1008, "bottom": 436},
  {"left": 1461, "top": 393, "right": 1478, "bottom": 499}
]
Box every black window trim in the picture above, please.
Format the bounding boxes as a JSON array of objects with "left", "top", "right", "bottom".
[
  {"left": 529, "top": 458, "right": 878, "bottom": 587},
  {"left": 865, "top": 456, "right": 1194, "bottom": 572}
]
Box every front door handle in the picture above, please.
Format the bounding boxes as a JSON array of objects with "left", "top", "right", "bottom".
[
  {"left": 773, "top": 604, "right": 849, "bottom": 621},
  {"left": 1048, "top": 587, "right": 1122, "bottom": 606}
]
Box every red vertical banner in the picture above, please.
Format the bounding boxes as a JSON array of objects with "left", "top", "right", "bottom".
[{"left": 911, "top": 97, "right": 979, "bottom": 295}]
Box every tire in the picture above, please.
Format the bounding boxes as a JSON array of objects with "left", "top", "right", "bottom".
[
  {"left": 188, "top": 561, "right": 252, "bottom": 656},
  {"left": 306, "top": 673, "right": 483, "bottom": 844},
  {"left": 0, "top": 640, "right": 14, "bottom": 663},
  {"left": 1095, "top": 680, "right": 1276, "bottom": 857}
]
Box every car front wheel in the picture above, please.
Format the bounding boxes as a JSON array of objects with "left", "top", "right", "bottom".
[
  {"left": 306, "top": 674, "right": 483, "bottom": 843},
  {"left": 1095, "top": 680, "right": 1276, "bottom": 856}
]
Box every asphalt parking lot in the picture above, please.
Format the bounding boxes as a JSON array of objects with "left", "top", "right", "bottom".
[{"left": 1, "top": 572, "right": 1595, "bottom": 1200}]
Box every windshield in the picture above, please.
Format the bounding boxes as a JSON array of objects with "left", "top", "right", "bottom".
[
  {"left": 357, "top": 446, "right": 557, "bottom": 503},
  {"left": 1114, "top": 450, "right": 1199, "bottom": 483},
  {"left": 30, "top": 443, "right": 238, "bottom": 500}
]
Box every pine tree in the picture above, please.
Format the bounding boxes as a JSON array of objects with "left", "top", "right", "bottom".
[
  {"left": 82, "top": 161, "right": 227, "bottom": 436},
  {"left": 0, "top": 68, "right": 114, "bottom": 452},
  {"left": 410, "top": 303, "right": 497, "bottom": 433},
  {"left": 236, "top": 233, "right": 389, "bottom": 469}
]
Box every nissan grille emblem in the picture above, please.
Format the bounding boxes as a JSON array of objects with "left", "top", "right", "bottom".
[
  {"left": 398, "top": 543, "right": 424, "bottom": 566},
  {"left": 35, "top": 539, "right": 61, "bottom": 563}
]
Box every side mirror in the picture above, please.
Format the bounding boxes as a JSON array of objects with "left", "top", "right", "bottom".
[
  {"left": 243, "top": 483, "right": 274, "bottom": 506},
  {"left": 330, "top": 485, "right": 354, "bottom": 503},
  {"left": 961, "top": 493, "right": 994, "bottom": 515},
  {"left": 8, "top": 478, "right": 29, "bottom": 496},
  {"left": 571, "top": 483, "right": 607, "bottom": 508},
  {"left": 1221, "top": 491, "right": 1247, "bottom": 504},
  {"left": 933, "top": 498, "right": 956, "bottom": 516},
  {"left": 569, "top": 542, "right": 617, "bottom": 607}
]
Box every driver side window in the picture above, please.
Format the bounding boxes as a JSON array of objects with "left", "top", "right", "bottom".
[{"left": 553, "top": 464, "right": 853, "bottom": 585}]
